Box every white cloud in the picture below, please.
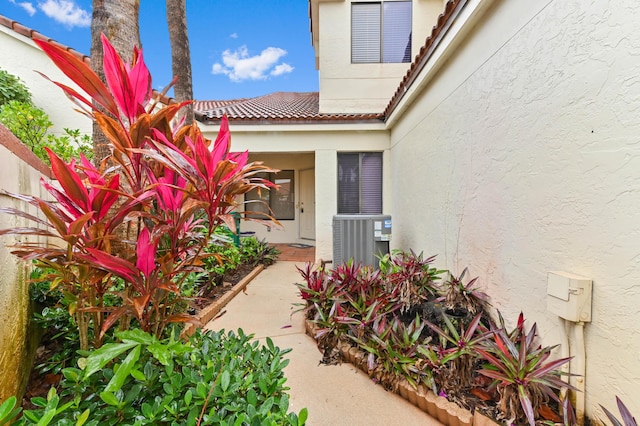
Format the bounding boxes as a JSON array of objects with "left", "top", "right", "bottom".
[
  {"left": 211, "top": 45, "right": 293, "bottom": 82},
  {"left": 271, "top": 63, "right": 293, "bottom": 77},
  {"left": 38, "top": 0, "right": 91, "bottom": 28},
  {"left": 229, "top": 33, "right": 238, "bottom": 39},
  {"left": 9, "top": 0, "right": 36, "bottom": 15}
]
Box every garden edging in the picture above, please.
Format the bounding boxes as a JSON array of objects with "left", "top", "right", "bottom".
[
  {"left": 304, "top": 319, "right": 499, "bottom": 426},
  {"left": 181, "top": 264, "right": 264, "bottom": 338}
]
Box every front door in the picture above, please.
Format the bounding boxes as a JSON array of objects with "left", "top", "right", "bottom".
[{"left": 299, "top": 168, "right": 315, "bottom": 240}]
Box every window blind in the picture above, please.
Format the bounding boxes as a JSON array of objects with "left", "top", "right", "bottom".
[
  {"left": 338, "top": 152, "right": 382, "bottom": 214},
  {"left": 361, "top": 153, "right": 382, "bottom": 214},
  {"left": 338, "top": 153, "right": 360, "bottom": 213},
  {"left": 351, "top": 3, "right": 381, "bottom": 63}
]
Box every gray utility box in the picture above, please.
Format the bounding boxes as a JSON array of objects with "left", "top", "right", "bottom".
[{"left": 332, "top": 215, "right": 391, "bottom": 267}]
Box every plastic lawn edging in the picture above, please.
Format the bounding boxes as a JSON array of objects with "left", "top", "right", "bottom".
[{"left": 181, "top": 265, "right": 264, "bottom": 338}]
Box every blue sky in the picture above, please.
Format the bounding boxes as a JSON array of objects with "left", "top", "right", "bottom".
[{"left": 3, "top": 0, "right": 319, "bottom": 100}]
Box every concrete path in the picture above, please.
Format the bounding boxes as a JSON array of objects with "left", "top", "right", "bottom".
[{"left": 205, "top": 261, "right": 443, "bottom": 426}]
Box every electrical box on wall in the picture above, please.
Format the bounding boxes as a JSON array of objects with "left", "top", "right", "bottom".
[{"left": 547, "top": 271, "right": 592, "bottom": 322}]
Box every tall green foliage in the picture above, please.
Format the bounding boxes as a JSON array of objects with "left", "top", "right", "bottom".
[
  {"left": 0, "top": 67, "right": 31, "bottom": 105},
  {"left": 0, "top": 69, "right": 91, "bottom": 164}
]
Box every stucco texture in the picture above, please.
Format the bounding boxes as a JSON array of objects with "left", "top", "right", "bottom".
[
  {"left": 390, "top": 0, "right": 640, "bottom": 419},
  {"left": 0, "top": 128, "right": 50, "bottom": 400}
]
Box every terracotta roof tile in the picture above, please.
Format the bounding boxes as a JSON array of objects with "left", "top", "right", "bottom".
[
  {"left": 384, "top": 0, "right": 466, "bottom": 118},
  {"left": 194, "top": 92, "right": 383, "bottom": 124}
]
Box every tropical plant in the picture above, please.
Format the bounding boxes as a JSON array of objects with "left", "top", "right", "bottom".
[
  {"left": 0, "top": 67, "right": 31, "bottom": 105},
  {"left": 425, "top": 313, "right": 490, "bottom": 397},
  {"left": 0, "top": 396, "right": 21, "bottom": 425},
  {"left": 440, "top": 267, "right": 490, "bottom": 315},
  {"left": 16, "top": 329, "right": 307, "bottom": 425},
  {"left": 378, "top": 250, "right": 443, "bottom": 313},
  {"left": 240, "top": 236, "right": 280, "bottom": 267},
  {"left": 475, "top": 312, "right": 574, "bottom": 426},
  {"left": 601, "top": 397, "right": 638, "bottom": 426},
  {"left": 0, "top": 35, "right": 278, "bottom": 348}
]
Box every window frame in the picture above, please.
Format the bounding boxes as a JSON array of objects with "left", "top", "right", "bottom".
[
  {"left": 337, "top": 152, "right": 383, "bottom": 214},
  {"left": 245, "top": 170, "right": 296, "bottom": 220}
]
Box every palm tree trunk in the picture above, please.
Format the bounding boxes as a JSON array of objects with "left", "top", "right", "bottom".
[
  {"left": 90, "top": 0, "right": 141, "bottom": 166},
  {"left": 166, "top": 0, "right": 194, "bottom": 125}
]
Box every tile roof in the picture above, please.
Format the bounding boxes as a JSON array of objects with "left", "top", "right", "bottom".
[
  {"left": 194, "top": 92, "right": 383, "bottom": 124},
  {"left": 384, "top": 0, "right": 466, "bottom": 118}
]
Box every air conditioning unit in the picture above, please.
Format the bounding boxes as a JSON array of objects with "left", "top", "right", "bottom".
[{"left": 332, "top": 215, "right": 391, "bottom": 267}]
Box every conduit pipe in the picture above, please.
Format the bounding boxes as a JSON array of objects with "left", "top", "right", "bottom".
[
  {"left": 571, "top": 321, "right": 586, "bottom": 425},
  {"left": 558, "top": 318, "right": 570, "bottom": 401}
]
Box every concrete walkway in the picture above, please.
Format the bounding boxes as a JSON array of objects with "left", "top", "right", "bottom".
[{"left": 205, "top": 261, "right": 443, "bottom": 426}]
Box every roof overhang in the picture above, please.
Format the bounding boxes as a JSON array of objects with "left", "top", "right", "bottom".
[{"left": 309, "top": 0, "right": 344, "bottom": 70}]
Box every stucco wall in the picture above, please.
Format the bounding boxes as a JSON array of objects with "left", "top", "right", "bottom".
[
  {"left": 317, "top": 0, "right": 445, "bottom": 114},
  {"left": 390, "top": 0, "right": 640, "bottom": 419},
  {"left": 0, "top": 125, "right": 51, "bottom": 400},
  {"left": 0, "top": 26, "right": 92, "bottom": 137}
]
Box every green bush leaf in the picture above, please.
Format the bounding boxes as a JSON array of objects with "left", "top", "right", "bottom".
[
  {"left": 99, "top": 391, "right": 119, "bottom": 407},
  {"left": 75, "top": 409, "right": 90, "bottom": 426},
  {"left": 116, "top": 329, "right": 157, "bottom": 345},
  {"left": 130, "top": 369, "right": 146, "bottom": 381},
  {"left": 84, "top": 341, "right": 139, "bottom": 378},
  {"left": 298, "top": 407, "right": 308, "bottom": 425},
  {"left": 221, "top": 370, "right": 231, "bottom": 392},
  {"left": 0, "top": 396, "right": 20, "bottom": 425},
  {"left": 105, "top": 345, "right": 141, "bottom": 392}
]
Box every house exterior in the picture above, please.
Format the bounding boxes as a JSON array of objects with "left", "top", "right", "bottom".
[
  {"left": 2, "top": 0, "right": 640, "bottom": 419},
  {"left": 198, "top": 0, "right": 640, "bottom": 420}
]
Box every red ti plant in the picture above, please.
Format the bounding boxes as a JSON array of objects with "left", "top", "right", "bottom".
[
  {"left": 475, "top": 312, "right": 575, "bottom": 426},
  {"left": 0, "top": 35, "right": 278, "bottom": 347}
]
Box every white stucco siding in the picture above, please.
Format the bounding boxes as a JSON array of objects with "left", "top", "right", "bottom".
[
  {"left": 0, "top": 28, "right": 92, "bottom": 137},
  {"left": 390, "top": 0, "right": 640, "bottom": 418}
]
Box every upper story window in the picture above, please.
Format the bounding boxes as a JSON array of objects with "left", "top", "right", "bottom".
[
  {"left": 351, "top": 1, "right": 412, "bottom": 64},
  {"left": 338, "top": 152, "right": 382, "bottom": 214}
]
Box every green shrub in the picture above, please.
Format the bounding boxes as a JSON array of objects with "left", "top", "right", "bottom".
[
  {"left": 0, "top": 100, "right": 50, "bottom": 148},
  {"left": 0, "top": 100, "right": 92, "bottom": 164},
  {"left": 240, "top": 237, "right": 280, "bottom": 267},
  {"left": 18, "top": 329, "right": 307, "bottom": 425},
  {"left": 0, "top": 67, "right": 31, "bottom": 106}
]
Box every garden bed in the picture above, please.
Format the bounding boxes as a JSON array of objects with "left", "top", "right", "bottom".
[
  {"left": 23, "top": 262, "right": 267, "bottom": 408},
  {"left": 304, "top": 319, "right": 500, "bottom": 426},
  {"left": 296, "top": 253, "right": 572, "bottom": 426}
]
